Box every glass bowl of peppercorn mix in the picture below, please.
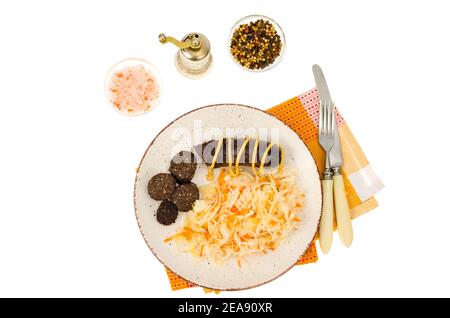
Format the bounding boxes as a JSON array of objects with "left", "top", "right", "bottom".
[{"left": 229, "top": 15, "right": 286, "bottom": 72}]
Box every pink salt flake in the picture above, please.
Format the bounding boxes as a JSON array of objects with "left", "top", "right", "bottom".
[{"left": 108, "top": 64, "right": 160, "bottom": 115}]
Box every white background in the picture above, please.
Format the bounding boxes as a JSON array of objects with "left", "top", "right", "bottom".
[{"left": 0, "top": 0, "right": 449, "bottom": 298}]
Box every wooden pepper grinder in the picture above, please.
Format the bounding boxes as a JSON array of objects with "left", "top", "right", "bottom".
[{"left": 159, "top": 32, "right": 212, "bottom": 79}]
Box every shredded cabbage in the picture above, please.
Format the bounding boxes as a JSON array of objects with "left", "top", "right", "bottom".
[{"left": 165, "top": 168, "right": 305, "bottom": 265}]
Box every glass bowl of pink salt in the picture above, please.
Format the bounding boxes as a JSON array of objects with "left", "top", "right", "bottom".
[{"left": 105, "top": 58, "right": 161, "bottom": 116}]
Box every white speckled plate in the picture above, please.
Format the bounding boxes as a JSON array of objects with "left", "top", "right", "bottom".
[{"left": 134, "top": 104, "right": 321, "bottom": 290}]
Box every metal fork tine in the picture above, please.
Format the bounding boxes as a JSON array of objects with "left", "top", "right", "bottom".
[
  {"left": 319, "top": 100, "right": 323, "bottom": 135},
  {"left": 327, "top": 100, "right": 333, "bottom": 134},
  {"left": 328, "top": 101, "right": 333, "bottom": 134},
  {"left": 319, "top": 100, "right": 324, "bottom": 135},
  {"left": 319, "top": 102, "right": 323, "bottom": 135},
  {"left": 331, "top": 103, "right": 336, "bottom": 133}
]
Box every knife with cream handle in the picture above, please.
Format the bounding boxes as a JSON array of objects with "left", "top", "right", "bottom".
[
  {"left": 313, "top": 64, "right": 353, "bottom": 248},
  {"left": 313, "top": 65, "right": 335, "bottom": 254}
]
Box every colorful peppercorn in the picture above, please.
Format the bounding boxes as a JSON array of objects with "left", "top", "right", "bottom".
[{"left": 230, "top": 19, "right": 283, "bottom": 70}]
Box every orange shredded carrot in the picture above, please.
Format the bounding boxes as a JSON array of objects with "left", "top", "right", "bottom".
[{"left": 166, "top": 167, "right": 305, "bottom": 263}]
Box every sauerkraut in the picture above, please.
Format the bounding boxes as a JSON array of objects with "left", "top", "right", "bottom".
[{"left": 165, "top": 168, "right": 305, "bottom": 264}]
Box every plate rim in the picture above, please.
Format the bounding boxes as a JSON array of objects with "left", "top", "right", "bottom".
[{"left": 133, "top": 103, "right": 322, "bottom": 290}]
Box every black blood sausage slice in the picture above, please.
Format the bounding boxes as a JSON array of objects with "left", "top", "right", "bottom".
[
  {"left": 156, "top": 200, "right": 178, "bottom": 225},
  {"left": 169, "top": 151, "right": 197, "bottom": 183},
  {"left": 193, "top": 138, "right": 281, "bottom": 168},
  {"left": 170, "top": 182, "right": 199, "bottom": 212},
  {"left": 147, "top": 173, "right": 176, "bottom": 201}
]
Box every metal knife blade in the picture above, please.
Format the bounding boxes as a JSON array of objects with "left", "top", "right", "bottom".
[
  {"left": 312, "top": 64, "right": 343, "bottom": 170},
  {"left": 313, "top": 64, "right": 332, "bottom": 106}
]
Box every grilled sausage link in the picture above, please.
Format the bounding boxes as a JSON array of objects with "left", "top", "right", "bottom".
[{"left": 193, "top": 138, "right": 281, "bottom": 169}]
